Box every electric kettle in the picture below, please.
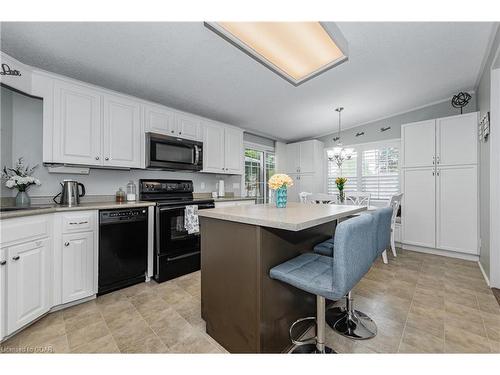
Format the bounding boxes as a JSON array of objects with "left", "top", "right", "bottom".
[{"left": 53, "top": 180, "right": 86, "bottom": 206}]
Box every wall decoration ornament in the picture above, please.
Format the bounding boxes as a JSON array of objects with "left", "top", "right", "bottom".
[
  {"left": 0, "top": 63, "right": 21, "bottom": 76},
  {"left": 355, "top": 132, "right": 365, "bottom": 137},
  {"left": 380, "top": 126, "right": 391, "bottom": 132},
  {"left": 451, "top": 92, "right": 471, "bottom": 114}
]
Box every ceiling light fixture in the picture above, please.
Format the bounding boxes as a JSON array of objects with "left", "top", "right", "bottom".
[
  {"left": 204, "top": 22, "right": 348, "bottom": 86},
  {"left": 327, "top": 107, "right": 353, "bottom": 168}
]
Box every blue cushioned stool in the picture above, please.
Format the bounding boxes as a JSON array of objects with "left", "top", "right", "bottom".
[
  {"left": 270, "top": 214, "right": 376, "bottom": 353},
  {"left": 326, "top": 207, "right": 393, "bottom": 339}
]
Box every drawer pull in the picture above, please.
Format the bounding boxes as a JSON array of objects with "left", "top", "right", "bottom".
[
  {"left": 69, "top": 221, "right": 89, "bottom": 225},
  {"left": 0, "top": 260, "right": 6, "bottom": 266},
  {"left": 12, "top": 256, "right": 20, "bottom": 261},
  {"left": 64, "top": 242, "right": 70, "bottom": 247}
]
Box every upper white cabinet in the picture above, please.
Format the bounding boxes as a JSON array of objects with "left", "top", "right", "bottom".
[
  {"left": 401, "top": 119, "right": 435, "bottom": 168},
  {"left": 175, "top": 113, "right": 200, "bottom": 140},
  {"left": 144, "top": 104, "right": 176, "bottom": 135},
  {"left": 53, "top": 80, "right": 102, "bottom": 166},
  {"left": 286, "top": 140, "right": 319, "bottom": 174},
  {"left": 436, "top": 112, "right": 478, "bottom": 166},
  {"left": 202, "top": 121, "right": 243, "bottom": 175},
  {"left": 103, "top": 94, "right": 142, "bottom": 168},
  {"left": 402, "top": 113, "right": 478, "bottom": 168},
  {"left": 7, "top": 238, "right": 51, "bottom": 334}
]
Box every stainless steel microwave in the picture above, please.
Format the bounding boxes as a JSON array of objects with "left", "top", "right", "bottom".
[{"left": 146, "top": 133, "right": 203, "bottom": 171}]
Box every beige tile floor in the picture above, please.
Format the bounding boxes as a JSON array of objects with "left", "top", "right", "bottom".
[{"left": 1, "top": 249, "right": 499, "bottom": 354}]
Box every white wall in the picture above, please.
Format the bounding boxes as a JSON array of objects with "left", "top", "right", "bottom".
[{"left": 0, "top": 87, "right": 242, "bottom": 199}]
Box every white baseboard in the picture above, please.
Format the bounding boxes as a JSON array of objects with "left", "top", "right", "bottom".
[
  {"left": 478, "top": 261, "right": 490, "bottom": 287},
  {"left": 401, "top": 243, "right": 480, "bottom": 262},
  {"left": 49, "top": 294, "right": 97, "bottom": 312}
]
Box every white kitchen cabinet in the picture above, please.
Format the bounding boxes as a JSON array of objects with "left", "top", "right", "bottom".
[
  {"left": 7, "top": 238, "right": 51, "bottom": 334},
  {"left": 0, "top": 249, "right": 6, "bottom": 341},
  {"left": 436, "top": 165, "right": 478, "bottom": 254},
  {"left": 53, "top": 80, "right": 102, "bottom": 166},
  {"left": 61, "top": 231, "right": 95, "bottom": 304},
  {"left": 202, "top": 121, "right": 243, "bottom": 174},
  {"left": 202, "top": 121, "right": 225, "bottom": 173},
  {"left": 144, "top": 103, "right": 176, "bottom": 135},
  {"left": 401, "top": 119, "right": 435, "bottom": 168},
  {"left": 287, "top": 174, "right": 317, "bottom": 202},
  {"left": 402, "top": 167, "right": 436, "bottom": 248},
  {"left": 103, "top": 94, "right": 142, "bottom": 168},
  {"left": 224, "top": 127, "right": 244, "bottom": 174},
  {"left": 436, "top": 112, "right": 478, "bottom": 166},
  {"left": 286, "top": 140, "right": 321, "bottom": 174},
  {"left": 175, "top": 113, "right": 200, "bottom": 140}
]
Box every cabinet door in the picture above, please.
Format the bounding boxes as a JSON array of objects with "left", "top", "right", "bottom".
[
  {"left": 437, "top": 113, "right": 478, "bottom": 166},
  {"left": 224, "top": 127, "right": 244, "bottom": 174},
  {"left": 175, "top": 113, "right": 200, "bottom": 140},
  {"left": 7, "top": 238, "right": 50, "bottom": 334},
  {"left": 202, "top": 121, "right": 225, "bottom": 173},
  {"left": 103, "top": 94, "right": 142, "bottom": 168},
  {"left": 286, "top": 174, "right": 301, "bottom": 202},
  {"left": 286, "top": 143, "right": 301, "bottom": 173},
  {"left": 144, "top": 104, "right": 175, "bottom": 135},
  {"left": 62, "top": 231, "right": 95, "bottom": 304},
  {"left": 402, "top": 167, "right": 436, "bottom": 248},
  {"left": 0, "top": 249, "right": 5, "bottom": 341},
  {"left": 53, "top": 81, "right": 102, "bottom": 165},
  {"left": 436, "top": 165, "right": 478, "bottom": 254},
  {"left": 299, "top": 142, "right": 315, "bottom": 174},
  {"left": 298, "top": 174, "right": 315, "bottom": 194},
  {"left": 402, "top": 120, "right": 435, "bottom": 168}
]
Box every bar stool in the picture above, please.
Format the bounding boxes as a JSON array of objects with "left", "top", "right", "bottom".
[
  {"left": 325, "top": 207, "right": 393, "bottom": 339},
  {"left": 269, "top": 214, "right": 376, "bottom": 353}
]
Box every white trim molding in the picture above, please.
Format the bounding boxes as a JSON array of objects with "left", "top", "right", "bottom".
[{"left": 490, "top": 67, "right": 500, "bottom": 288}]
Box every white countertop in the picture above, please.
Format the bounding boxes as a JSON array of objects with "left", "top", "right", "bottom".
[
  {"left": 0, "top": 201, "right": 156, "bottom": 220},
  {"left": 198, "top": 202, "right": 367, "bottom": 231}
]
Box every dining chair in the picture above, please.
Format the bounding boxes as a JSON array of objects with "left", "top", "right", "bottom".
[
  {"left": 299, "top": 192, "right": 312, "bottom": 203},
  {"left": 306, "top": 193, "right": 338, "bottom": 204},
  {"left": 345, "top": 192, "right": 371, "bottom": 207},
  {"left": 387, "top": 193, "right": 403, "bottom": 258}
]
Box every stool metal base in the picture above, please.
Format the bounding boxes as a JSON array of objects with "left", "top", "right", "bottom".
[
  {"left": 326, "top": 306, "right": 377, "bottom": 340},
  {"left": 290, "top": 344, "right": 335, "bottom": 354}
]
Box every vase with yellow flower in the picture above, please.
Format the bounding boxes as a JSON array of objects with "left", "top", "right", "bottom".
[
  {"left": 268, "top": 174, "right": 294, "bottom": 208},
  {"left": 336, "top": 177, "right": 348, "bottom": 204}
]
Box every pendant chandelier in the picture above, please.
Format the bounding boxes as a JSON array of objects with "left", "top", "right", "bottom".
[{"left": 327, "top": 107, "right": 354, "bottom": 169}]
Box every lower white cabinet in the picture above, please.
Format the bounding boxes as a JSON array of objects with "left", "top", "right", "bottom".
[
  {"left": 0, "top": 249, "right": 6, "bottom": 340},
  {"left": 402, "top": 167, "right": 436, "bottom": 248},
  {"left": 436, "top": 165, "right": 478, "bottom": 254},
  {"left": 61, "top": 231, "right": 95, "bottom": 304},
  {"left": 7, "top": 238, "right": 51, "bottom": 334}
]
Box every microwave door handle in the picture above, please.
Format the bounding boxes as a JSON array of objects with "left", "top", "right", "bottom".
[{"left": 194, "top": 145, "right": 200, "bottom": 165}]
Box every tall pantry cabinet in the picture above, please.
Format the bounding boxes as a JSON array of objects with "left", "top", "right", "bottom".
[{"left": 401, "top": 112, "right": 479, "bottom": 256}]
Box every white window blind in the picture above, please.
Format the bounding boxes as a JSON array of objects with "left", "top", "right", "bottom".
[
  {"left": 361, "top": 146, "right": 399, "bottom": 202},
  {"left": 326, "top": 152, "right": 357, "bottom": 195},
  {"left": 326, "top": 141, "right": 400, "bottom": 203}
]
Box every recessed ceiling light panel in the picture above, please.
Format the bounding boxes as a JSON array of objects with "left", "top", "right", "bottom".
[{"left": 205, "top": 22, "right": 349, "bottom": 86}]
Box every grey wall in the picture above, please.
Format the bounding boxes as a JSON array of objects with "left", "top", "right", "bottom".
[
  {"left": 0, "top": 87, "right": 242, "bottom": 200},
  {"left": 477, "top": 25, "right": 500, "bottom": 280},
  {"left": 1, "top": 88, "right": 13, "bottom": 197},
  {"left": 315, "top": 96, "right": 477, "bottom": 147},
  {"left": 243, "top": 132, "right": 275, "bottom": 148}
]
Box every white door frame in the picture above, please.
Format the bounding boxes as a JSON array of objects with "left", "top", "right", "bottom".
[{"left": 490, "top": 67, "right": 500, "bottom": 288}]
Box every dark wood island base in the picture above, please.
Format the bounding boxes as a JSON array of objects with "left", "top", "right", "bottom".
[{"left": 200, "top": 217, "right": 335, "bottom": 353}]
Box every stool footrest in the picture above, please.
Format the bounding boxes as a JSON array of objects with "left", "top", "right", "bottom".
[{"left": 289, "top": 316, "right": 316, "bottom": 346}]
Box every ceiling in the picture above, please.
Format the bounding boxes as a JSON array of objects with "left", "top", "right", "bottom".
[{"left": 0, "top": 22, "right": 495, "bottom": 141}]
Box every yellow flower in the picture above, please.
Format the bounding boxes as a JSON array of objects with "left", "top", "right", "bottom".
[
  {"left": 335, "top": 177, "right": 347, "bottom": 185},
  {"left": 268, "top": 174, "right": 294, "bottom": 190}
]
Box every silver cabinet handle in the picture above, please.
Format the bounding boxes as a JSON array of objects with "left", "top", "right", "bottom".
[
  {"left": 64, "top": 242, "right": 70, "bottom": 247},
  {"left": 79, "top": 221, "right": 88, "bottom": 224},
  {"left": 171, "top": 130, "right": 175, "bottom": 133},
  {"left": 105, "top": 157, "right": 109, "bottom": 161},
  {"left": 70, "top": 221, "right": 88, "bottom": 225},
  {"left": 95, "top": 156, "right": 100, "bottom": 160},
  {"left": 0, "top": 260, "right": 6, "bottom": 266},
  {"left": 432, "top": 156, "right": 435, "bottom": 165},
  {"left": 12, "top": 256, "right": 20, "bottom": 261},
  {"left": 432, "top": 171, "right": 435, "bottom": 176},
  {"left": 179, "top": 132, "right": 182, "bottom": 135},
  {"left": 436, "top": 156, "right": 440, "bottom": 164}
]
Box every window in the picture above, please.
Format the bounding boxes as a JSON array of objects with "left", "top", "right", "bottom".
[
  {"left": 326, "top": 140, "right": 400, "bottom": 204},
  {"left": 244, "top": 147, "right": 275, "bottom": 204}
]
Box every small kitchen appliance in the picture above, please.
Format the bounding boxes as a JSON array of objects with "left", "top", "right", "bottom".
[{"left": 53, "top": 180, "right": 86, "bottom": 206}]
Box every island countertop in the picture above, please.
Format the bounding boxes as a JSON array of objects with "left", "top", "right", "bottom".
[{"left": 198, "top": 202, "right": 367, "bottom": 231}]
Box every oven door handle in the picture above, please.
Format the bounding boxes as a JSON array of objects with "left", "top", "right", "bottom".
[
  {"left": 158, "top": 204, "right": 214, "bottom": 212},
  {"left": 166, "top": 250, "right": 200, "bottom": 262}
]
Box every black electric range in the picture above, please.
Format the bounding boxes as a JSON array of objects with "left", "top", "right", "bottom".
[{"left": 139, "top": 179, "right": 214, "bottom": 283}]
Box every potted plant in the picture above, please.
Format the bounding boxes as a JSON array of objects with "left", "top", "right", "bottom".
[
  {"left": 268, "top": 174, "right": 294, "bottom": 208},
  {"left": 2, "top": 157, "right": 41, "bottom": 207},
  {"left": 336, "top": 177, "right": 348, "bottom": 204}
]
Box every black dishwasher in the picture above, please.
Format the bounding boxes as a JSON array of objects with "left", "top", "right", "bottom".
[{"left": 98, "top": 208, "right": 148, "bottom": 295}]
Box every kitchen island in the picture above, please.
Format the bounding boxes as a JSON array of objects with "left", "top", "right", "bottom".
[{"left": 198, "top": 202, "right": 366, "bottom": 353}]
